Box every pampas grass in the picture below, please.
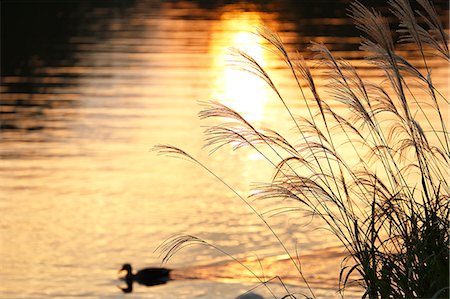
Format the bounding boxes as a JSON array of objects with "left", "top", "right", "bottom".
[{"left": 155, "top": 0, "right": 449, "bottom": 298}]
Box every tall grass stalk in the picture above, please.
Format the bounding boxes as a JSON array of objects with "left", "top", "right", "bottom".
[{"left": 156, "top": 0, "right": 449, "bottom": 298}]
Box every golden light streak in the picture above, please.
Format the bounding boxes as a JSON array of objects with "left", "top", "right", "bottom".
[{"left": 210, "top": 10, "right": 270, "bottom": 123}]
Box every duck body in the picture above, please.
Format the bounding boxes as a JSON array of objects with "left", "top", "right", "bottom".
[
  {"left": 118, "top": 263, "right": 171, "bottom": 292},
  {"left": 133, "top": 267, "right": 171, "bottom": 286}
]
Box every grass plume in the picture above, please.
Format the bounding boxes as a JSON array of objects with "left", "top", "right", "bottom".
[{"left": 155, "top": 0, "right": 449, "bottom": 297}]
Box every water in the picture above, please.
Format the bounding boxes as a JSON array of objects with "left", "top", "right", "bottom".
[{"left": 1, "top": 1, "right": 448, "bottom": 298}]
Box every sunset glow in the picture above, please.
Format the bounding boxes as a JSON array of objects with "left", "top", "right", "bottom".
[{"left": 210, "top": 11, "right": 270, "bottom": 123}]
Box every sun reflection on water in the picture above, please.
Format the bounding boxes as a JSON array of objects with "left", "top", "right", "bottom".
[{"left": 210, "top": 11, "right": 271, "bottom": 123}]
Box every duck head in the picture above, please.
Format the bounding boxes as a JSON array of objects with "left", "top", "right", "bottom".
[
  {"left": 117, "top": 264, "right": 134, "bottom": 293},
  {"left": 118, "top": 264, "right": 133, "bottom": 277}
]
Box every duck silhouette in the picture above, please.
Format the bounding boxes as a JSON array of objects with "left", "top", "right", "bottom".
[{"left": 118, "top": 263, "right": 171, "bottom": 293}]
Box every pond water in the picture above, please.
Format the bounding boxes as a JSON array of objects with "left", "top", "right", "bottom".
[{"left": 1, "top": 0, "right": 448, "bottom": 298}]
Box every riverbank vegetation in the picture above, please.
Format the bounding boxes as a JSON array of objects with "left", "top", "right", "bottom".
[{"left": 156, "top": 0, "right": 449, "bottom": 298}]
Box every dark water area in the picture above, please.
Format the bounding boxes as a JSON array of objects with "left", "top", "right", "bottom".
[
  {"left": 1, "top": 1, "right": 448, "bottom": 298},
  {"left": 2, "top": 0, "right": 448, "bottom": 136},
  {"left": 4, "top": 0, "right": 447, "bottom": 74}
]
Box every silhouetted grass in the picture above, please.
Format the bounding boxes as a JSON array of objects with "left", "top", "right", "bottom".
[{"left": 155, "top": 0, "right": 449, "bottom": 298}]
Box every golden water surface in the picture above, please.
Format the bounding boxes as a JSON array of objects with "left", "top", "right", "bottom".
[{"left": 1, "top": 1, "right": 448, "bottom": 298}]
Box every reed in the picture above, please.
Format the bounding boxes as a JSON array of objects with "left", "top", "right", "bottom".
[{"left": 156, "top": 0, "right": 449, "bottom": 298}]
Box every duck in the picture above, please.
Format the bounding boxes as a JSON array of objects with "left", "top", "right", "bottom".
[{"left": 118, "top": 263, "right": 171, "bottom": 292}]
